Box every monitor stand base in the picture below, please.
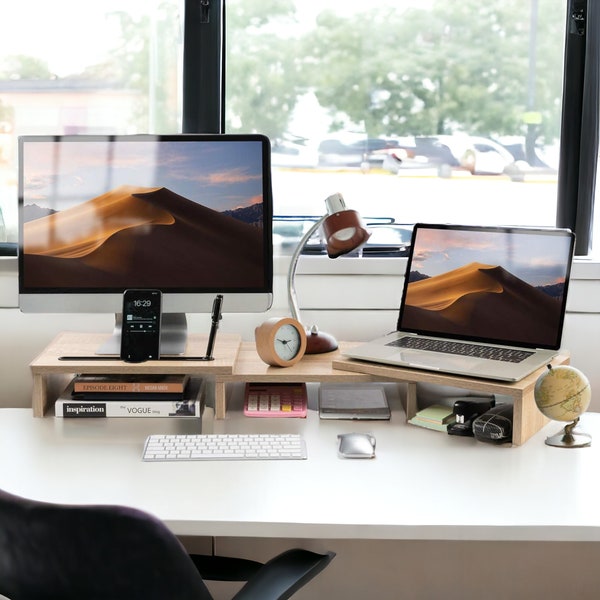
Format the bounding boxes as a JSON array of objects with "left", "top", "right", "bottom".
[{"left": 96, "top": 313, "right": 188, "bottom": 356}]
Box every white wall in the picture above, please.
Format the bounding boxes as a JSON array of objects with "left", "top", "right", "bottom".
[{"left": 1, "top": 255, "right": 599, "bottom": 410}]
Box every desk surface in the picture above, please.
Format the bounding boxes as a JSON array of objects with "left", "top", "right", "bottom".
[{"left": 1, "top": 389, "right": 600, "bottom": 543}]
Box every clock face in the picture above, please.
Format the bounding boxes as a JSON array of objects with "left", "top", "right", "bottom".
[
  {"left": 255, "top": 317, "right": 307, "bottom": 367},
  {"left": 274, "top": 323, "right": 303, "bottom": 360}
]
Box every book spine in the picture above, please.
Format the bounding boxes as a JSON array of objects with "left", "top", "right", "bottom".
[
  {"left": 55, "top": 400, "right": 201, "bottom": 418},
  {"left": 72, "top": 392, "right": 182, "bottom": 401},
  {"left": 72, "top": 382, "right": 185, "bottom": 393}
]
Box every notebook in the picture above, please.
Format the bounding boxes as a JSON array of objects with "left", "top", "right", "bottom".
[
  {"left": 343, "top": 223, "right": 575, "bottom": 382},
  {"left": 319, "top": 383, "right": 391, "bottom": 420}
]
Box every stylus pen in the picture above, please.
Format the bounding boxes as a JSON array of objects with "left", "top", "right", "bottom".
[{"left": 205, "top": 294, "right": 223, "bottom": 360}]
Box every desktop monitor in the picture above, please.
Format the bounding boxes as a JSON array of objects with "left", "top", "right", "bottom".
[{"left": 18, "top": 134, "right": 273, "bottom": 354}]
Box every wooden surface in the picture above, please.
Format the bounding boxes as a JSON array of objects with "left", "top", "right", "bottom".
[
  {"left": 29, "top": 333, "right": 569, "bottom": 445},
  {"left": 333, "top": 353, "right": 570, "bottom": 445},
  {"left": 213, "top": 342, "right": 374, "bottom": 418},
  {"left": 29, "top": 331, "right": 241, "bottom": 417}
]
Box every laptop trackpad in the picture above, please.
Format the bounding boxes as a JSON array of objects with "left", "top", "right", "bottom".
[{"left": 390, "top": 350, "right": 482, "bottom": 371}]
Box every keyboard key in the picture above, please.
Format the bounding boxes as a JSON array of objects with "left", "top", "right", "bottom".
[{"left": 387, "top": 337, "right": 533, "bottom": 363}]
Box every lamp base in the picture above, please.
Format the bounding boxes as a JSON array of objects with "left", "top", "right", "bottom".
[{"left": 305, "top": 328, "right": 338, "bottom": 354}]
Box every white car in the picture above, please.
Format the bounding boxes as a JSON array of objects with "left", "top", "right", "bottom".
[{"left": 431, "top": 135, "right": 517, "bottom": 175}]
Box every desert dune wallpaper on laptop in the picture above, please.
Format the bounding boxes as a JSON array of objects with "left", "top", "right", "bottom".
[
  {"left": 20, "top": 139, "right": 267, "bottom": 290},
  {"left": 400, "top": 227, "right": 573, "bottom": 347}
]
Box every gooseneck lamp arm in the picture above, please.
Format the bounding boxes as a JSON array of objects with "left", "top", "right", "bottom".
[
  {"left": 287, "top": 215, "right": 326, "bottom": 326},
  {"left": 286, "top": 193, "right": 371, "bottom": 354}
]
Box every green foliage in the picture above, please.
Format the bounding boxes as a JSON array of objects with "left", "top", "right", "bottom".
[
  {"left": 227, "top": 0, "right": 565, "bottom": 143},
  {"left": 0, "top": 0, "right": 566, "bottom": 144},
  {"left": 0, "top": 55, "right": 53, "bottom": 79},
  {"left": 225, "top": 0, "right": 302, "bottom": 139},
  {"left": 82, "top": 3, "right": 181, "bottom": 133}
]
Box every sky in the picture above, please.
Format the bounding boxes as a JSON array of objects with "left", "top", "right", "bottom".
[
  {"left": 410, "top": 227, "right": 573, "bottom": 287},
  {"left": 3, "top": 1, "right": 423, "bottom": 77},
  {"left": 22, "top": 138, "right": 265, "bottom": 212},
  {"left": 3, "top": 1, "right": 138, "bottom": 76}
]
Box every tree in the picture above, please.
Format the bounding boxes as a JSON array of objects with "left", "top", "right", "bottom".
[
  {"left": 0, "top": 55, "right": 53, "bottom": 79},
  {"left": 298, "top": 0, "right": 564, "bottom": 142},
  {"left": 225, "top": 0, "right": 304, "bottom": 139},
  {"left": 81, "top": 3, "right": 181, "bottom": 133}
]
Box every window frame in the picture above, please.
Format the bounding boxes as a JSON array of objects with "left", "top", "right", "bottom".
[
  {"left": 183, "top": 0, "right": 597, "bottom": 256},
  {"left": 1, "top": 0, "right": 596, "bottom": 257},
  {"left": 556, "top": 0, "right": 598, "bottom": 256}
]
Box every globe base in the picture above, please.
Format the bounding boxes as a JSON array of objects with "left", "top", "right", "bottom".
[{"left": 545, "top": 422, "right": 592, "bottom": 448}]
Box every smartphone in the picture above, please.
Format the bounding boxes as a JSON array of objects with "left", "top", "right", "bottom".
[{"left": 120, "top": 289, "right": 162, "bottom": 362}]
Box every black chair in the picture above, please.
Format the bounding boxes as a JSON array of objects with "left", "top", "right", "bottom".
[{"left": 0, "top": 488, "right": 334, "bottom": 600}]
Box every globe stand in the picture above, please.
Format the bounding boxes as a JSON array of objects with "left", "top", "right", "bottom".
[{"left": 545, "top": 418, "right": 592, "bottom": 448}]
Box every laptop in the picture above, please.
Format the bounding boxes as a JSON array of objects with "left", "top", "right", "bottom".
[{"left": 344, "top": 223, "right": 575, "bottom": 382}]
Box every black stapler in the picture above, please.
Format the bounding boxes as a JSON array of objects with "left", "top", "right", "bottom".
[{"left": 447, "top": 397, "right": 495, "bottom": 436}]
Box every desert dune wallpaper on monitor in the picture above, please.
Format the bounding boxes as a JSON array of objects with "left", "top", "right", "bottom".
[
  {"left": 20, "top": 139, "right": 268, "bottom": 290},
  {"left": 400, "top": 227, "right": 572, "bottom": 347}
]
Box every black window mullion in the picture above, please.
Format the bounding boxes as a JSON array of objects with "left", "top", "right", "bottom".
[
  {"left": 557, "top": 0, "right": 599, "bottom": 255},
  {"left": 182, "top": 0, "right": 225, "bottom": 133}
]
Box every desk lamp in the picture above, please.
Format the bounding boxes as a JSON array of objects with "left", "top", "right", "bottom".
[{"left": 287, "top": 192, "right": 371, "bottom": 354}]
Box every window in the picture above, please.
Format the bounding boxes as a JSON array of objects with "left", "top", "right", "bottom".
[
  {"left": 0, "top": 0, "right": 182, "bottom": 251},
  {"left": 1, "top": 1, "right": 597, "bottom": 260},
  {"left": 225, "top": 0, "right": 569, "bottom": 252}
]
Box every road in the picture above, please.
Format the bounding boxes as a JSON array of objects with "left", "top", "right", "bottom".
[{"left": 272, "top": 168, "right": 558, "bottom": 228}]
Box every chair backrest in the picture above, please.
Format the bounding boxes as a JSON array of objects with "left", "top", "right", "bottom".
[{"left": 0, "top": 488, "right": 213, "bottom": 600}]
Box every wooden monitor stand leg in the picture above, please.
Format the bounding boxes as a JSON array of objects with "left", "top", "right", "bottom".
[
  {"left": 512, "top": 391, "right": 549, "bottom": 446},
  {"left": 32, "top": 373, "right": 49, "bottom": 417},
  {"left": 214, "top": 381, "right": 227, "bottom": 419},
  {"left": 405, "top": 383, "right": 418, "bottom": 421}
]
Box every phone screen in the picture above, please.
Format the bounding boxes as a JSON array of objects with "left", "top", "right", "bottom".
[{"left": 120, "top": 289, "right": 162, "bottom": 362}]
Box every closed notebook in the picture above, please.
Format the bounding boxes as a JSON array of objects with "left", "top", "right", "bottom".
[{"left": 319, "top": 383, "right": 390, "bottom": 420}]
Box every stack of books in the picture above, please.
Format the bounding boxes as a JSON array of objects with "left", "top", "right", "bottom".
[
  {"left": 54, "top": 374, "right": 203, "bottom": 418},
  {"left": 408, "top": 404, "right": 455, "bottom": 432}
]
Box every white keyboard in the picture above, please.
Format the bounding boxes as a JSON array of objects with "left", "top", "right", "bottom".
[{"left": 142, "top": 433, "right": 307, "bottom": 461}]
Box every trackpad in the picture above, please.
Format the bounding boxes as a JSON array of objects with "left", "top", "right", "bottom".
[{"left": 390, "top": 350, "right": 481, "bottom": 371}]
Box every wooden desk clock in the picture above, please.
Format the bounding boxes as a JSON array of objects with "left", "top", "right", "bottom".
[{"left": 254, "top": 317, "right": 307, "bottom": 367}]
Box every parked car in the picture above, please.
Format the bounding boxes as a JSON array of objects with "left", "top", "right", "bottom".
[
  {"left": 317, "top": 139, "right": 363, "bottom": 167},
  {"left": 381, "top": 136, "right": 458, "bottom": 176},
  {"left": 353, "top": 138, "right": 403, "bottom": 165},
  {"left": 271, "top": 138, "right": 319, "bottom": 168},
  {"left": 381, "top": 135, "right": 520, "bottom": 177},
  {"left": 318, "top": 137, "right": 401, "bottom": 167},
  {"left": 460, "top": 136, "right": 518, "bottom": 175}
]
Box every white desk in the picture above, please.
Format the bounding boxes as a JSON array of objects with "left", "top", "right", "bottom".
[{"left": 1, "top": 387, "right": 600, "bottom": 544}]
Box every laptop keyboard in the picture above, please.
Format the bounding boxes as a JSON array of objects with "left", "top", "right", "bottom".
[{"left": 387, "top": 337, "right": 533, "bottom": 363}]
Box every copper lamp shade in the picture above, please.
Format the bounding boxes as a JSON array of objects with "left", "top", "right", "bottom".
[
  {"left": 287, "top": 193, "right": 371, "bottom": 354},
  {"left": 322, "top": 209, "right": 371, "bottom": 258}
]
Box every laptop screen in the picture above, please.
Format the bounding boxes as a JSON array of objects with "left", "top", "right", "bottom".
[{"left": 397, "top": 224, "right": 575, "bottom": 350}]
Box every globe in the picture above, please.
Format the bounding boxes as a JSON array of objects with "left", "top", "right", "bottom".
[{"left": 534, "top": 364, "right": 592, "bottom": 447}]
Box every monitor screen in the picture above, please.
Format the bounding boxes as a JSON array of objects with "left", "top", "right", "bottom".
[{"left": 18, "top": 134, "right": 273, "bottom": 352}]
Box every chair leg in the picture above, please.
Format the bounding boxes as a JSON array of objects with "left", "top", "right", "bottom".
[
  {"left": 189, "top": 554, "right": 264, "bottom": 582},
  {"left": 231, "top": 548, "right": 335, "bottom": 600}
]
